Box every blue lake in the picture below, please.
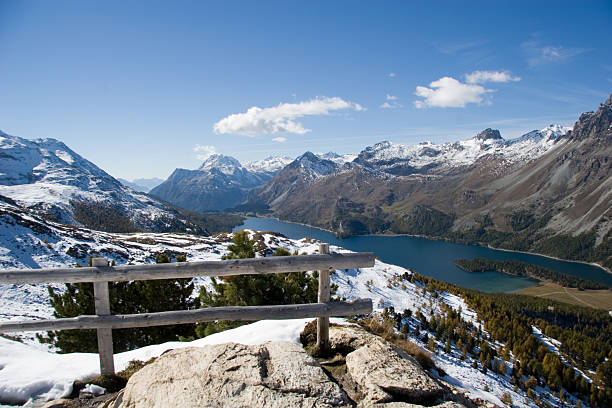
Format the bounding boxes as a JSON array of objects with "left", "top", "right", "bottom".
[{"left": 234, "top": 217, "right": 612, "bottom": 293}]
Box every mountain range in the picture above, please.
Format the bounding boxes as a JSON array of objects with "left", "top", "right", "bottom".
[
  {"left": 1, "top": 94, "right": 610, "bottom": 270},
  {"left": 236, "top": 96, "right": 611, "bottom": 269}
]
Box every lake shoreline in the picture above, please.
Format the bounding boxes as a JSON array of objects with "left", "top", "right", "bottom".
[{"left": 238, "top": 215, "right": 611, "bottom": 275}]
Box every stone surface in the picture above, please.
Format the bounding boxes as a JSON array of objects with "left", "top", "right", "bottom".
[
  {"left": 328, "top": 325, "right": 446, "bottom": 408},
  {"left": 346, "top": 341, "right": 445, "bottom": 407},
  {"left": 369, "top": 402, "right": 465, "bottom": 408},
  {"left": 328, "top": 325, "right": 381, "bottom": 350},
  {"left": 119, "top": 341, "right": 351, "bottom": 408},
  {"left": 329, "top": 325, "right": 421, "bottom": 368},
  {"left": 40, "top": 399, "right": 77, "bottom": 408}
]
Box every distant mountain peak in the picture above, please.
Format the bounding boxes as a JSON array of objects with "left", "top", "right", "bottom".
[
  {"left": 474, "top": 128, "right": 503, "bottom": 141},
  {"left": 198, "top": 154, "right": 242, "bottom": 174},
  {"left": 243, "top": 156, "right": 293, "bottom": 174},
  {"left": 297, "top": 151, "right": 319, "bottom": 161}
]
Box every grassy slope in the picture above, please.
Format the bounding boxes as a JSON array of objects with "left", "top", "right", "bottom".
[{"left": 516, "top": 281, "right": 612, "bottom": 310}]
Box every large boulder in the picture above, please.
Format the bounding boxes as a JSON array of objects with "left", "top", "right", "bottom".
[
  {"left": 328, "top": 325, "right": 448, "bottom": 408},
  {"left": 119, "top": 342, "right": 351, "bottom": 408}
]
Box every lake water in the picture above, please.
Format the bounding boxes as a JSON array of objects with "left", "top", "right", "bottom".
[{"left": 234, "top": 217, "right": 612, "bottom": 293}]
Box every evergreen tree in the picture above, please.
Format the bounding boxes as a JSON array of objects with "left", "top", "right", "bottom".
[
  {"left": 40, "top": 254, "right": 198, "bottom": 353},
  {"left": 196, "top": 232, "right": 321, "bottom": 338}
]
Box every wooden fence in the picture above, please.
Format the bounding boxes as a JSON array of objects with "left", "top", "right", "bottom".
[{"left": 0, "top": 244, "right": 374, "bottom": 375}]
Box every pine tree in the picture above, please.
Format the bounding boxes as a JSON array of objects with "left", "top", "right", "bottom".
[
  {"left": 40, "top": 254, "right": 198, "bottom": 353},
  {"left": 427, "top": 336, "right": 436, "bottom": 352},
  {"left": 196, "top": 233, "right": 321, "bottom": 338}
]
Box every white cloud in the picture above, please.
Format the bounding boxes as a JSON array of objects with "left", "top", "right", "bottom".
[
  {"left": 380, "top": 94, "right": 402, "bottom": 109},
  {"left": 465, "top": 70, "right": 521, "bottom": 84},
  {"left": 272, "top": 136, "right": 287, "bottom": 143},
  {"left": 213, "top": 97, "right": 365, "bottom": 136},
  {"left": 389, "top": 72, "right": 396, "bottom": 78},
  {"left": 414, "top": 77, "right": 492, "bottom": 108},
  {"left": 193, "top": 144, "right": 216, "bottom": 161}
]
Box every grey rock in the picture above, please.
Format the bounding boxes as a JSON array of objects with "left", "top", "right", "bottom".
[
  {"left": 474, "top": 128, "right": 502, "bottom": 141},
  {"left": 40, "top": 399, "right": 76, "bottom": 408},
  {"left": 328, "top": 325, "right": 445, "bottom": 408},
  {"left": 346, "top": 341, "right": 445, "bottom": 407},
  {"left": 119, "top": 342, "right": 351, "bottom": 408},
  {"left": 369, "top": 402, "right": 465, "bottom": 408}
]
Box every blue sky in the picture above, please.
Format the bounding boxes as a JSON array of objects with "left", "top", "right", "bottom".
[{"left": 1, "top": 1, "right": 611, "bottom": 180}]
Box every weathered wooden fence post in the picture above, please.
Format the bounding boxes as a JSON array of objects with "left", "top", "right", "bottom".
[
  {"left": 92, "top": 257, "right": 115, "bottom": 376},
  {"left": 317, "top": 243, "right": 330, "bottom": 352}
]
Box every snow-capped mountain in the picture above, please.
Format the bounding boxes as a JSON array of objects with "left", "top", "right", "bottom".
[
  {"left": 244, "top": 156, "right": 293, "bottom": 174},
  {"left": 353, "top": 125, "right": 570, "bottom": 176},
  {"left": 197, "top": 154, "right": 243, "bottom": 175},
  {"left": 150, "top": 154, "right": 293, "bottom": 212},
  {"left": 292, "top": 151, "right": 340, "bottom": 179},
  {"left": 318, "top": 152, "right": 358, "bottom": 165},
  {"left": 0, "top": 131, "right": 200, "bottom": 233},
  {"left": 245, "top": 95, "right": 611, "bottom": 263},
  {"left": 0, "top": 200, "right": 596, "bottom": 407}
]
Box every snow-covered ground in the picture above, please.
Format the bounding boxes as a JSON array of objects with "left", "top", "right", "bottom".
[{"left": 0, "top": 202, "right": 579, "bottom": 407}]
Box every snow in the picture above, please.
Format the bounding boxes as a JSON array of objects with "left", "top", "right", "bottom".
[
  {"left": 244, "top": 156, "right": 293, "bottom": 173},
  {"left": 532, "top": 326, "right": 561, "bottom": 354},
  {"left": 197, "top": 154, "right": 242, "bottom": 175}
]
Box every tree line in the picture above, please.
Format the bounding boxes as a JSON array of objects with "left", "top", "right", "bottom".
[{"left": 454, "top": 258, "right": 610, "bottom": 290}]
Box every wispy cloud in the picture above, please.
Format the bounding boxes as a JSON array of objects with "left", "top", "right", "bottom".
[
  {"left": 193, "top": 144, "right": 216, "bottom": 161},
  {"left": 465, "top": 70, "right": 521, "bottom": 84},
  {"left": 380, "top": 94, "right": 402, "bottom": 109},
  {"left": 272, "top": 136, "right": 287, "bottom": 143},
  {"left": 213, "top": 97, "right": 365, "bottom": 136},
  {"left": 521, "top": 40, "right": 589, "bottom": 67},
  {"left": 389, "top": 72, "right": 396, "bottom": 78},
  {"left": 435, "top": 40, "right": 488, "bottom": 55}
]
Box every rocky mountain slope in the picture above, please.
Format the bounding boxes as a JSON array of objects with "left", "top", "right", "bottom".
[
  {"left": 0, "top": 131, "right": 210, "bottom": 234},
  {"left": 243, "top": 95, "right": 611, "bottom": 267},
  {"left": 150, "top": 154, "right": 292, "bottom": 212}
]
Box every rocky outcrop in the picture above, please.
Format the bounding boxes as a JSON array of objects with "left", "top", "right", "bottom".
[
  {"left": 474, "top": 128, "right": 502, "bottom": 141},
  {"left": 46, "top": 325, "right": 469, "bottom": 408},
  {"left": 119, "top": 342, "right": 351, "bottom": 408},
  {"left": 327, "top": 326, "right": 448, "bottom": 407}
]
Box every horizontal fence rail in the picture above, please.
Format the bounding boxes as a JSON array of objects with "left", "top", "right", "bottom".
[
  {"left": 0, "top": 246, "right": 375, "bottom": 375},
  {"left": 0, "top": 299, "right": 372, "bottom": 332},
  {"left": 0, "top": 252, "right": 375, "bottom": 284}
]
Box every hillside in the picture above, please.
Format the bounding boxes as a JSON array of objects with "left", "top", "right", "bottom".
[{"left": 0, "top": 204, "right": 610, "bottom": 407}]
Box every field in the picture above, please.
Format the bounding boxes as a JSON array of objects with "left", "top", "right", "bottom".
[{"left": 516, "top": 281, "right": 612, "bottom": 310}]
